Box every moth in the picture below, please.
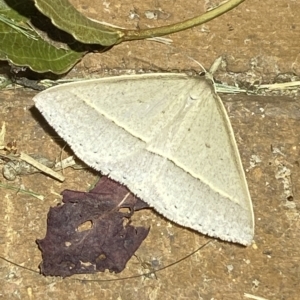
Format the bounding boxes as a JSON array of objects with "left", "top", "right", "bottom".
[{"left": 34, "top": 72, "right": 254, "bottom": 245}]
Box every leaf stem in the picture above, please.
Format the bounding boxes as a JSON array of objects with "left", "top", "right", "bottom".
[{"left": 122, "top": 0, "right": 245, "bottom": 41}]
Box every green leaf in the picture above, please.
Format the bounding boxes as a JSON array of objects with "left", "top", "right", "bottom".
[
  {"left": 34, "top": 0, "right": 124, "bottom": 46},
  {"left": 0, "top": 0, "right": 86, "bottom": 74}
]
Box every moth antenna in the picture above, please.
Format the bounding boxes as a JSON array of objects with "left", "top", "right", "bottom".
[
  {"left": 187, "top": 56, "right": 224, "bottom": 93},
  {"left": 187, "top": 55, "right": 207, "bottom": 73}
]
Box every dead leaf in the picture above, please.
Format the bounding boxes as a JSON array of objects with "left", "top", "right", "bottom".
[{"left": 37, "top": 177, "right": 150, "bottom": 277}]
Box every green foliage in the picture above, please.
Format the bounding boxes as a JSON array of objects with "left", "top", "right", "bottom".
[
  {"left": 0, "top": 0, "right": 245, "bottom": 74},
  {"left": 0, "top": 0, "right": 90, "bottom": 73}
]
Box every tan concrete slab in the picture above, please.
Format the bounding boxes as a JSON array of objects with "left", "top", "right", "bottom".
[{"left": 1, "top": 1, "right": 300, "bottom": 299}]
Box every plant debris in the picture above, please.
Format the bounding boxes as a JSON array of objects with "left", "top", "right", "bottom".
[
  {"left": 37, "top": 176, "right": 150, "bottom": 277},
  {"left": 2, "top": 154, "right": 55, "bottom": 181}
]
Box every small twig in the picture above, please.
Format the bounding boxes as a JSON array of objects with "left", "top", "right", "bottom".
[
  {"left": 20, "top": 152, "right": 65, "bottom": 182},
  {"left": 244, "top": 293, "right": 269, "bottom": 300},
  {"left": 0, "top": 122, "right": 6, "bottom": 149},
  {"left": 53, "top": 156, "right": 77, "bottom": 171},
  {"left": 256, "top": 81, "right": 300, "bottom": 90}
]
